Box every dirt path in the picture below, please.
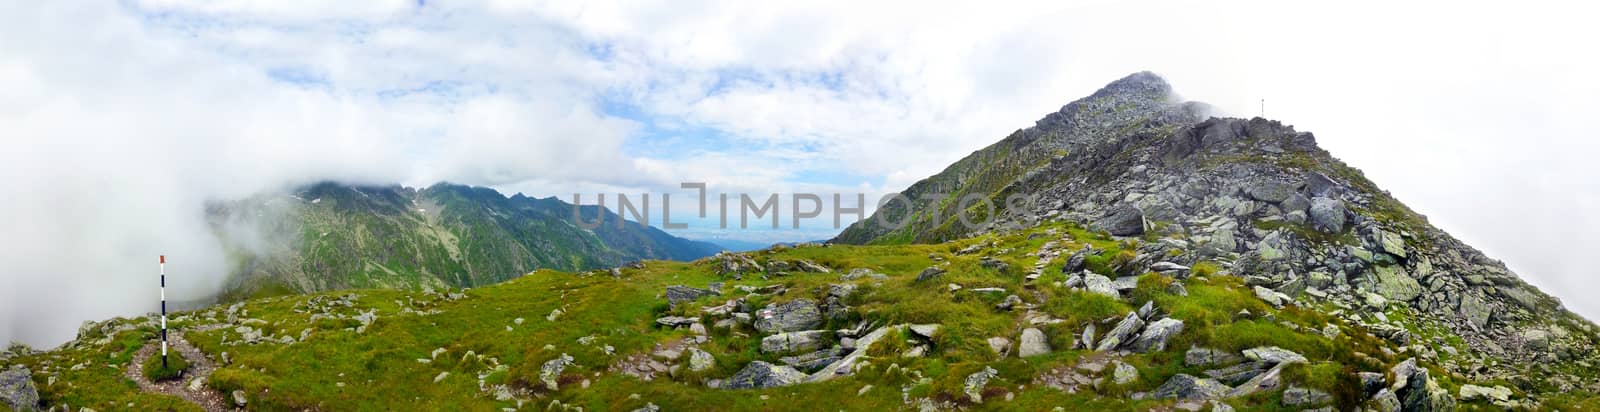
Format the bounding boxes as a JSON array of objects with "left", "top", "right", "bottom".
[{"left": 125, "top": 331, "right": 237, "bottom": 412}]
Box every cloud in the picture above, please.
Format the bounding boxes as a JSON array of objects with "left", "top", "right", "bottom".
[{"left": 5, "top": 0, "right": 1600, "bottom": 346}]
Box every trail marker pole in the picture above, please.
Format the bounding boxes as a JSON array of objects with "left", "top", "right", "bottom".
[{"left": 160, "top": 255, "right": 168, "bottom": 369}]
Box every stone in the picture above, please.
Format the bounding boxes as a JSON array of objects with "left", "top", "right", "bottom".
[
  {"left": 1359, "top": 372, "right": 1386, "bottom": 395},
  {"left": 1184, "top": 347, "right": 1240, "bottom": 367},
  {"left": 1094, "top": 206, "right": 1146, "bottom": 236},
  {"left": 665, "top": 285, "right": 718, "bottom": 308},
  {"left": 725, "top": 361, "right": 807, "bottom": 389},
  {"left": 539, "top": 353, "right": 575, "bottom": 390},
  {"left": 963, "top": 367, "right": 999, "bottom": 403},
  {"left": 655, "top": 316, "right": 698, "bottom": 328},
  {"left": 1137, "top": 301, "right": 1155, "bottom": 319},
  {"left": 1227, "top": 362, "right": 1292, "bottom": 398},
  {"left": 1152, "top": 374, "right": 1231, "bottom": 400},
  {"left": 1308, "top": 197, "right": 1347, "bottom": 233},
  {"left": 1281, "top": 194, "right": 1311, "bottom": 214},
  {"left": 760, "top": 330, "right": 828, "bottom": 354},
  {"left": 1371, "top": 265, "right": 1422, "bottom": 302},
  {"left": 1247, "top": 181, "right": 1295, "bottom": 204},
  {"left": 232, "top": 390, "right": 249, "bottom": 406},
  {"left": 0, "top": 367, "right": 39, "bottom": 411},
  {"left": 1095, "top": 313, "right": 1145, "bottom": 351},
  {"left": 754, "top": 299, "right": 824, "bottom": 334},
  {"left": 1084, "top": 273, "right": 1119, "bottom": 298},
  {"left": 1242, "top": 347, "right": 1307, "bottom": 365},
  {"left": 1080, "top": 323, "right": 1097, "bottom": 349},
  {"left": 1062, "top": 248, "right": 1091, "bottom": 273},
  {"left": 1150, "top": 262, "right": 1190, "bottom": 273},
  {"left": 1018, "top": 328, "right": 1052, "bottom": 357},
  {"left": 1282, "top": 386, "right": 1332, "bottom": 407},
  {"left": 1371, "top": 389, "right": 1402, "bottom": 412},
  {"left": 1458, "top": 293, "right": 1493, "bottom": 329},
  {"left": 1127, "top": 318, "right": 1183, "bottom": 353},
  {"left": 1458, "top": 384, "right": 1512, "bottom": 402},
  {"left": 1205, "top": 361, "right": 1269, "bottom": 385},
  {"left": 986, "top": 337, "right": 1012, "bottom": 356},
  {"left": 995, "top": 294, "right": 1024, "bottom": 311},
  {"left": 1519, "top": 329, "right": 1551, "bottom": 351},
  {"left": 688, "top": 348, "right": 716, "bottom": 372},
  {"left": 1111, "top": 361, "right": 1139, "bottom": 385},
  {"left": 1253, "top": 286, "right": 1290, "bottom": 308},
  {"left": 915, "top": 267, "right": 946, "bottom": 282},
  {"left": 1377, "top": 230, "right": 1408, "bottom": 259},
  {"left": 909, "top": 324, "right": 941, "bottom": 340}
]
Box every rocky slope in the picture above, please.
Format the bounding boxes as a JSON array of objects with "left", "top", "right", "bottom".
[
  {"left": 838, "top": 72, "right": 1600, "bottom": 403},
  {"left": 208, "top": 182, "right": 722, "bottom": 298}
]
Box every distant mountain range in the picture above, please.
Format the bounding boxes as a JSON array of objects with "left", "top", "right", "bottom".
[{"left": 207, "top": 182, "right": 722, "bottom": 299}]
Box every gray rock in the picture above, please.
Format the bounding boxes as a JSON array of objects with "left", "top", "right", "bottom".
[
  {"left": 1247, "top": 181, "right": 1295, "bottom": 204},
  {"left": 1094, "top": 206, "right": 1146, "bottom": 236},
  {"left": 1018, "top": 328, "right": 1052, "bottom": 357},
  {"left": 1359, "top": 371, "right": 1386, "bottom": 395},
  {"left": 986, "top": 337, "right": 1011, "bottom": 356},
  {"left": 1377, "top": 230, "right": 1408, "bottom": 259},
  {"left": 725, "top": 361, "right": 807, "bottom": 389},
  {"left": 1152, "top": 374, "right": 1231, "bottom": 400},
  {"left": 754, "top": 299, "right": 824, "bottom": 334},
  {"left": 1095, "top": 313, "right": 1145, "bottom": 351},
  {"left": 1227, "top": 361, "right": 1292, "bottom": 398},
  {"left": 909, "top": 324, "right": 941, "bottom": 340},
  {"left": 540, "top": 353, "right": 575, "bottom": 391},
  {"left": 1283, "top": 386, "right": 1332, "bottom": 407},
  {"left": 1392, "top": 357, "right": 1455, "bottom": 411},
  {"left": 688, "top": 348, "right": 716, "bottom": 372},
  {"left": 760, "top": 330, "right": 828, "bottom": 354},
  {"left": 665, "top": 285, "right": 718, "bottom": 308},
  {"left": 995, "top": 294, "right": 1024, "bottom": 311},
  {"left": 1242, "top": 346, "right": 1307, "bottom": 365},
  {"left": 655, "top": 316, "right": 698, "bottom": 328},
  {"left": 1458, "top": 293, "right": 1493, "bottom": 329},
  {"left": 1111, "top": 361, "right": 1139, "bottom": 385},
  {"left": 1204, "top": 361, "right": 1269, "bottom": 385},
  {"left": 1184, "top": 347, "right": 1241, "bottom": 367},
  {"left": 1253, "top": 286, "right": 1290, "bottom": 308},
  {"left": 1127, "top": 318, "right": 1183, "bottom": 353},
  {"left": 1372, "top": 389, "right": 1402, "bottom": 412},
  {"left": 1308, "top": 197, "right": 1347, "bottom": 233},
  {"left": 0, "top": 367, "right": 39, "bottom": 411},
  {"left": 1080, "top": 323, "right": 1097, "bottom": 349},
  {"left": 1458, "top": 384, "right": 1512, "bottom": 402},
  {"left": 1150, "top": 262, "right": 1190, "bottom": 273},
  {"left": 1084, "top": 274, "right": 1119, "bottom": 298},
  {"left": 232, "top": 390, "right": 249, "bottom": 406},
  {"left": 963, "top": 366, "right": 999, "bottom": 403},
  {"left": 1062, "top": 248, "right": 1091, "bottom": 273},
  {"left": 1371, "top": 265, "right": 1422, "bottom": 302},
  {"left": 915, "top": 267, "right": 946, "bottom": 282},
  {"left": 1281, "top": 194, "right": 1311, "bottom": 214}
]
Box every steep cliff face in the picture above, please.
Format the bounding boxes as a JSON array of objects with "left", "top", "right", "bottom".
[
  {"left": 838, "top": 72, "right": 1598, "bottom": 391},
  {"left": 208, "top": 182, "right": 721, "bottom": 297}
]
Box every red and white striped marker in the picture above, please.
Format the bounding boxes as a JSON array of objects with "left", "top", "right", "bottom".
[{"left": 160, "top": 255, "right": 168, "bottom": 369}]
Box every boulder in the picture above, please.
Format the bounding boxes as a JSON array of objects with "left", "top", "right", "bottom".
[
  {"left": 1152, "top": 374, "right": 1232, "bottom": 400},
  {"left": 915, "top": 267, "right": 946, "bottom": 282},
  {"left": 1095, "top": 313, "right": 1145, "bottom": 351},
  {"left": 539, "top": 353, "right": 575, "bottom": 391},
  {"left": 1247, "top": 181, "right": 1295, "bottom": 204},
  {"left": 1458, "top": 384, "right": 1512, "bottom": 402},
  {"left": 1280, "top": 194, "right": 1311, "bottom": 214},
  {"left": 760, "top": 330, "right": 828, "bottom": 354},
  {"left": 1377, "top": 230, "right": 1408, "bottom": 259},
  {"left": 665, "top": 285, "right": 718, "bottom": 308},
  {"left": 909, "top": 324, "right": 941, "bottom": 340},
  {"left": 725, "top": 361, "right": 807, "bottom": 389},
  {"left": 1084, "top": 274, "right": 1119, "bottom": 298},
  {"left": 986, "top": 337, "right": 1012, "bottom": 356},
  {"left": 1283, "top": 386, "right": 1332, "bottom": 407},
  {"left": 1094, "top": 206, "right": 1146, "bottom": 236},
  {"left": 1127, "top": 318, "right": 1183, "bottom": 352},
  {"left": 1308, "top": 197, "right": 1347, "bottom": 233},
  {"left": 1253, "top": 286, "right": 1291, "bottom": 308},
  {"left": 1242, "top": 347, "right": 1307, "bottom": 365},
  {"left": 0, "top": 367, "right": 39, "bottom": 411},
  {"left": 1391, "top": 358, "right": 1455, "bottom": 411},
  {"left": 1062, "top": 248, "right": 1091, "bottom": 273},
  {"left": 963, "top": 367, "right": 999, "bottom": 403},
  {"left": 1111, "top": 361, "right": 1139, "bottom": 385},
  {"left": 1371, "top": 265, "right": 1422, "bottom": 302},
  {"left": 1371, "top": 389, "right": 1402, "bottom": 412},
  {"left": 655, "top": 316, "right": 698, "bottom": 328},
  {"left": 754, "top": 299, "right": 824, "bottom": 333},
  {"left": 1018, "top": 328, "right": 1052, "bottom": 357},
  {"left": 1150, "top": 262, "right": 1190, "bottom": 273},
  {"left": 1184, "top": 347, "right": 1241, "bottom": 367},
  {"left": 688, "top": 348, "right": 716, "bottom": 372}
]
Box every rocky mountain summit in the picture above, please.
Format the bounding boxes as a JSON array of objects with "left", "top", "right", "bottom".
[{"left": 3, "top": 73, "right": 1597, "bottom": 411}]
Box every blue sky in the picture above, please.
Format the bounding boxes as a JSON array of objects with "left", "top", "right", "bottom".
[{"left": 6, "top": 0, "right": 1600, "bottom": 345}]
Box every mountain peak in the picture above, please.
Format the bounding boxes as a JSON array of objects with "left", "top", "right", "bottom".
[{"left": 1093, "top": 70, "right": 1172, "bottom": 99}]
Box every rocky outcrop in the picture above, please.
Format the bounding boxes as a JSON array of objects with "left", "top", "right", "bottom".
[
  {"left": 754, "top": 300, "right": 823, "bottom": 334},
  {"left": 725, "top": 361, "right": 807, "bottom": 389},
  {"left": 0, "top": 367, "right": 38, "bottom": 411}
]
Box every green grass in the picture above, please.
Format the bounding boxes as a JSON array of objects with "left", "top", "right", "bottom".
[
  {"left": 142, "top": 350, "right": 189, "bottom": 382},
  {"left": 1, "top": 222, "right": 1535, "bottom": 411}
]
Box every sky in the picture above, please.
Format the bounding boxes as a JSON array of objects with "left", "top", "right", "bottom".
[{"left": 2, "top": 0, "right": 1599, "bottom": 346}]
